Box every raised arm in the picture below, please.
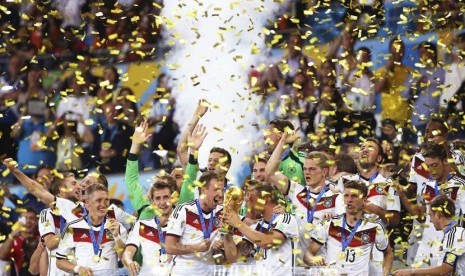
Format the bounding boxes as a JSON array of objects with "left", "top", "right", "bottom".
[
  {"left": 383, "top": 245, "right": 394, "bottom": 276},
  {"left": 393, "top": 181, "right": 426, "bottom": 222},
  {"left": 265, "top": 131, "right": 298, "bottom": 194},
  {"left": 178, "top": 124, "right": 207, "bottom": 204},
  {"left": 124, "top": 121, "right": 152, "bottom": 213},
  {"left": 176, "top": 99, "right": 209, "bottom": 171},
  {"left": 2, "top": 158, "right": 54, "bottom": 205}
]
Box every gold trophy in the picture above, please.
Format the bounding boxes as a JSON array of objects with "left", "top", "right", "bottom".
[{"left": 220, "top": 185, "right": 244, "bottom": 234}]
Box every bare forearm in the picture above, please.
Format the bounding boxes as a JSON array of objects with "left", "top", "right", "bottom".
[
  {"left": 165, "top": 240, "right": 199, "bottom": 255},
  {"left": 398, "top": 191, "right": 424, "bottom": 220},
  {"left": 10, "top": 168, "right": 53, "bottom": 205},
  {"left": 56, "top": 259, "right": 78, "bottom": 273},
  {"left": 223, "top": 235, "right": 239, "bottom": 263},
  {"left": 43, "top": 235, "right": 60, "bottom": 251},
  {"left": 236, "top": 223, "right": 273, "bottom": 249},
  {"left": 114, "top": 239, "right": 126, "bottom": 258},
  {"left": 265, "top": 140, "right": 286, "bottom": 176},
  {"left": 177, "top": 117, "right": 200, "bottom": 169},
  {"left": 28, "top": 247, "right": 44, "bottom": 275},
  {"left": 383, "top": 247, "right": 393, "bottom": 275},
  {"left": 0, "top": 236, "right": 14, "bottom": 259}
]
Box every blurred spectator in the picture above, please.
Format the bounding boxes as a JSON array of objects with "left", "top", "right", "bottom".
[
  {"left": 291, "top": 70, "right": 319, "bottom": 136},
  {"left": 11, "top": 98, "right": 56, "bottom": 175},
  {"left": 47, "top": 113, "right": 94, "bottom": 172},
  {"left": 115, "top": 87, "right": 139, "bottom": 126},
  {"left": 443, "top": 33, "right": 465, "bottom": 140},
  {"left": 56, "top": 0, "right": 86, "bottom": 29},
  {"left": 403, "top": 41, "right": 445, "bottom": 132},
  {"left": 0, "top": 207, "right": 39, "bottom": 275},
  {"left": 102, "top": 66, "right": 120, "bottom": 91},
  {"left": 0, "top": 53, "right": 25, "bottom": 101},
  {"left": 93, "top": 103, "right": 133, "bottom": 173},
  {"left": 56, "top": 75, "right": 94, "bottom": 137},
  {"left": 18, "top": 237, "right": 39, "bottom": 276},
  {"left": 374, "top": 38, "right": 412, "bottom": 125}
]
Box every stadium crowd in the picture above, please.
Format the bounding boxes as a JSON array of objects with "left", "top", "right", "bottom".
[{"left": 0, "top": 0, "right": 465, "bottom": 275}]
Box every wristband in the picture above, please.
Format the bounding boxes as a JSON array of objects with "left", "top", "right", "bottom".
[{"left": 73, "top": 265, "right": 81, "bottom": 273}]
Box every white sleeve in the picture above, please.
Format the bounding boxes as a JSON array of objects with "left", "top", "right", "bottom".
[
  {"left": 55, "top": 197, "right": 78, "bottom": 221},
  {"left": 334, "top": 194, "right": 345, "bottom": 216},
  {"left": 166, "top": 205, "right": 186, "bottom": 237},
  {"left": 126, "top": 222, "right": 141, "bottom": 249},
  {"left": 111, "top": 204, "right": 136, "bottom": 230},
  {"left": 39, "top": 209, "right": 56, "bottom": 237},
  {"left": 286, "top": 180, "right": 300, "bottom": 198},
  {"left": 118, "top": 222, "right": 128, "bottom": 243},
  {"left": 310, "top": 219, "right": 330, "bottom": 245},
  {"left": 272, "top": 213, "right": 298, "bottom": 239},
  {"left": 374, "top": 220, "right": 389, "bottom": 251},
  {"left": 386, "top": 183, "right": 401, "bottom": 212},
  {"left": 56, "top": 227, "right": 75, "bottom": 260}
]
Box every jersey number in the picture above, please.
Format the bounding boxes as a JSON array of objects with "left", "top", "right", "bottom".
[{"left": 345, "top": 249, "right": 355, "bottom": 263}]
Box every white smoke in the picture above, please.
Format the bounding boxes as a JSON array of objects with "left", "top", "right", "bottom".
[{"left": 160, "top": 0, "right": 288, "bottom": 182}]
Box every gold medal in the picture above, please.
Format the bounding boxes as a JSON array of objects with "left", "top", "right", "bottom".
[
  {"left": 338, "top": 251, "right": 346, "bottom": 260},
  {"left": 159, "top": 254, "right": 168, "bottom": 263},
  {"left": 254, "top": 251, "right": 263, "bottom": 261},
  {"left": 92, "top": 255, "right": 100, "bottom": 263}
]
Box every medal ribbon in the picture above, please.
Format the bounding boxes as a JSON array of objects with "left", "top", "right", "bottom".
[
  {"left": 59, "top": 216, "right": 66, "bottom": 234},
  {"left": 195, "top": 199, "right": 215, "bottom": 239},
  {"left": 306, "top": 186, "right": 328, "bottom": 223},
  {"left": 431, "top": 174, "right": 453, "bottom": 197},
  {"left": 83, "top": 208, "right": 106, "bottom": 256},
  {"left": 341, "top": 215, "right": 362, "bottom": 252},
  {"left": 256, "top": 213, "right": 278, "bottom": 254},
  {"left": 154, "top": 217, "right": 167, "bottom": 255},
  {"left": 444, "top": 221, "right": 456, "bottom": 235}
]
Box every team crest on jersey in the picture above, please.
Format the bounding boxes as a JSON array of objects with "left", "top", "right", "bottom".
[
  {"left": 287, "top": 165, "right": 296, "bottom": 175},
  {"left": 376, "top": 183, "right": 386, "bottom": 194},
  {"left": 213, "top": 217, "right": 221, "bottom": 228},
  {"left": 361, "top": 233, "right": 370, "bottom": 244},
  {"left": 323, "top": 199, "right": 332, "bottom": 208}
]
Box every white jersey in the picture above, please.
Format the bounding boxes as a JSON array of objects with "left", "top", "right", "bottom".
[
  {"left": 54, "top": 197, "right": 135, "bottom": 230},
  {"left": 126, "top": 219, "right": 169, "bottom": 276},
  {"left": 38, "top": 208, "right": 71, "bottom": 276},
  {"left": 56, "top": 217, "right": 127, "bottom": 274},
  {"left": 311, "top": 214, "right": 389, "bottom": 276},
  {"left": 438, "top": 225, "right": 465, "bottom": 275},
  {"left": 286, "top": 180, "right": 337, "bottom": 253},
  {"left": 244, "top": 213, "right": 299, "bottom": 275},
  {"left": 166, "top": 200, "right": 224, "bottom": 275},
  {"left": 414, "top": 174, "right": 465, "bottom": 266},
  {"left": 336, "top": 173, "right": 401, "bottom": 213}
]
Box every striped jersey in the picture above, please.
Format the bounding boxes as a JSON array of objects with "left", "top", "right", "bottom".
[
  {"left": 286, "top": 180, "right": 337, "bottom": 252},
  {"left": 438, "top": 225, "right": 465, "bottom": 275},
  {"left": 56, "top": 217, "right": 127, "bottom": 273},
  {"left": 166, "top": 200, "right": 224, "bottom": 275},
  {"left": 38, "top": 208, "right": 70, "bottom": 276},
  {"left": 311, "top": 214, "right": 389, "bottom": 276},
  {"left": 244, "top": 213, "right": 299, "bottom": 275},
  {"left": 126, "top": 219, "right": 169, "bottom": 275}
]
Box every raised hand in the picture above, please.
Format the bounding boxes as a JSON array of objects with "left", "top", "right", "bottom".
[
  {"left": 188, "top": 124, "right": 208, "bottom": 152},
  {"left": 197, "top": 238, "right": 211, "bottom": 252},
  {"left": 132, "top": 121, "right": 151, "bottom": 145},
  {"left": 194, "top": 99, "right": 209, "bottom": 118},
  {"left": 2, "top": 158, "right": 18, "bottom": 172},
  {"left": 280, "top": 128, "right": 300, "bottom": 145}
]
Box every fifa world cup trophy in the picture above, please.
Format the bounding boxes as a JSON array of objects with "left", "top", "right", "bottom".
[{"left": 220, "top": 185, "right": 244, "bottom": 234}]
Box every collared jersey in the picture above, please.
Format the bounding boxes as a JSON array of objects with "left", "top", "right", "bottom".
[
  {"left": 336, "top": 173, "right": 401, "bottom": 213},
  {"left": 245, "top": 213, "right": 299, "bottom": 275},
  {"left": 414, "top": 174, "right": 465, "bottom": 266},
  {"left": 54, "top": 197, "right": 135, "bottom": 230},
  {"left": 126, "top": 218, "right": 169, "bottom": 275},
  {"left": 439, "top": 225, "right": 465, "bottom": 275},
  {"left": 311, "top": 214, "right": 389, "bottom": 276},
  {"left": 56, "top": 218, "right": 127, "bottom": 273},
  {"left": 166, "top": 201, "right": 223, "bottom": 275},
  {"left": 286, "top": 180, "right": 337, "bottom": 251},
  {"left": 38, "top": 208, "right": 70, "bottom": 276}
]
